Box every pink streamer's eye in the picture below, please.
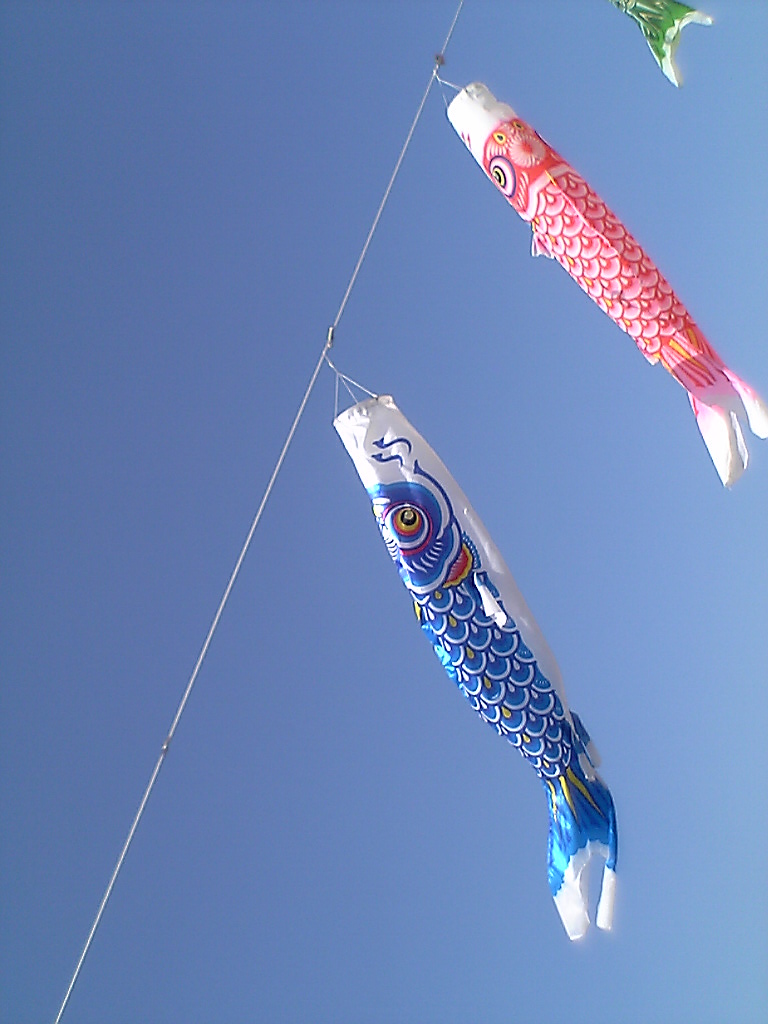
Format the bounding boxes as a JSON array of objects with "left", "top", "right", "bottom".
[{"left": 489, "top": 155, "right": 516, "bottom": 198}]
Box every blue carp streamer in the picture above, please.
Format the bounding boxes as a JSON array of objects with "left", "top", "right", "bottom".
[{"left": 336, "top": 395, "right": 618, "bottom": 938}]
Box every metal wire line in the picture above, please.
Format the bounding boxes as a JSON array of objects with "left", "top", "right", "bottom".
[{"left": 53, "top": 2, "right": 465, "bottom": 1020}]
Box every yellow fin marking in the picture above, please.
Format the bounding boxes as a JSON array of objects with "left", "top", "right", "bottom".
[
  {"left": 567, "top": 767, "right": 602, "bottom": 814},
  {"left": 668, "top": 337, "right": 690, "bottom": 359},
  {"left": 559, "top": 774, "right": 578, "bottom": 820},
  {"left": 686, "top": 324, "right": 704, "bottom": 353},
  {"left": 546, "top": 778, "right": 558, "bottom": 815}
]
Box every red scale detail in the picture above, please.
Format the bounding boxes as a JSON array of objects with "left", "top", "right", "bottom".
[{"left": 481, "top": 115, "right": 750, "bottom": 410}]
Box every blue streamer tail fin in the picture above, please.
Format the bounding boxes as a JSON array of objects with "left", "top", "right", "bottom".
[{"left": 545, "top": 714, "right": 618, "bottom": 940}]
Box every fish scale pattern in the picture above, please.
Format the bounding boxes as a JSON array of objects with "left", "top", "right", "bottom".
[
  {"left": 483, "top": 118, "right": 724, "bottom": 396},
  {"left": 415, "top": 573, "right": 573, "bottom": 781},
  {"left": 533, "top": 167, "right": 720, "bottom": 390},
  {"left": 370, "top": 470, "right": 578, "bottom": 782}
]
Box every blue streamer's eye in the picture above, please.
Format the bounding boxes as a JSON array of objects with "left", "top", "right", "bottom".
[
  {"left": 385, "top": 503, "right": 430, "bottom": 553},
  {"left": 394, "top": 507, "right": 419, "bottom": 532}
]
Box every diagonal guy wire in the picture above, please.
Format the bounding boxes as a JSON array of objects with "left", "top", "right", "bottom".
[{"left": 53, "top": 1, "right": 465, "bottom": 1019}]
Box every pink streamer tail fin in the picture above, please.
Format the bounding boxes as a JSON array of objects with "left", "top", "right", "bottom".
[
  {"left": 690, "top": 395, "right": 748, "bottom": 486},
  {"left": 724, "top": 369, "right": 768, "bottom": 440},
  {"left": 690, "top": 369, "right": 768, "bottom": 486}
]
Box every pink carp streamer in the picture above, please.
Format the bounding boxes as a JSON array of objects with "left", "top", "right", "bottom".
[{"left": 448, "top": 83, "right": 768, "bottom": 486}]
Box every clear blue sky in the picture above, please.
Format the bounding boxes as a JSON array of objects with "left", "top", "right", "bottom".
[{"left": 2, "top": 2, "right": 767, "bottom": 1021}]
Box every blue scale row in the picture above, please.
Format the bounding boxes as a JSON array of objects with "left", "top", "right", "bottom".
[{"left": 417, "top": 577, "right": 573, "bottom": 780}]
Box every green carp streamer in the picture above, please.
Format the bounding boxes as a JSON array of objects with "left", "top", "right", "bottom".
[{"left": 609, "top": 0, "right": 712, "bottom": 85}]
